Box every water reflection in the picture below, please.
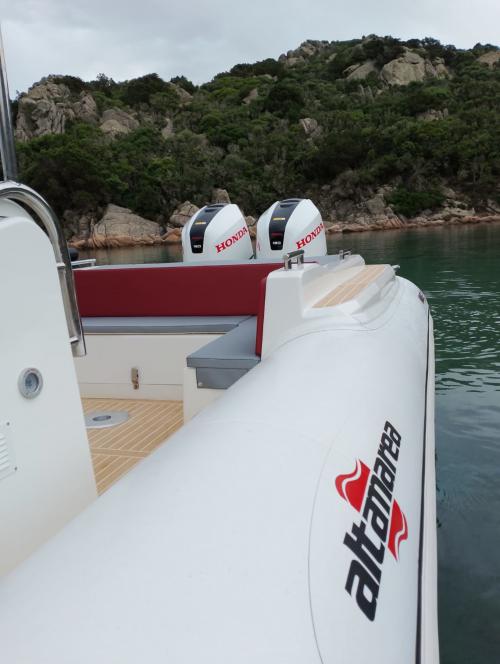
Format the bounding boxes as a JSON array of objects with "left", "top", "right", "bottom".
[
  {"left": 78, "top": 244, "right": 182, "bottom": 265},
  {"left": 324, "top": 226, "right": 500, "bottom": 396}
]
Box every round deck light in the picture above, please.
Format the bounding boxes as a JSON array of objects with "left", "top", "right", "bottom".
[{"left": 18, "top": 368, "right": 43, "bottom": 399}]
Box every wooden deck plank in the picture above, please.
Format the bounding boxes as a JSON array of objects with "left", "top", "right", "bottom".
[
  {"left": 313, "top": 265, "right": 387, "bottom": 308},
  {"left": 83, "top": 398, "right": 183, "bottom": 494}
]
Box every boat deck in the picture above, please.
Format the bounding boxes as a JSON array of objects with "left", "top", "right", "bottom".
[
  {"left": 314, "top": 264, "right": 387, "bottom": 308},
  {"left": 81, "top": 265, "right": 390, "bottom": 493},
  {"left": 82, "top": 398, "right": 183, "bottom": 494}
]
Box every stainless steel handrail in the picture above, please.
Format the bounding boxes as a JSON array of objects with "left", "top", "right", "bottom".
[
  {"left": 0, "top": 28, "right": 17, "bottom": 181},
  {"left": 71, "top": 258, "right": 97, "bottom": 269},
  {"left": 0, "top": 181, "right": 86, "bottom": 356}
]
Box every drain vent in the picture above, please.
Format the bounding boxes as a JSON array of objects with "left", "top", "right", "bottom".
[
  {"left": 85, "top": 411, "right": 130, "bottom": 429},
  {"left": 0, "top": 422, "right": 16, "bottom": 480}
]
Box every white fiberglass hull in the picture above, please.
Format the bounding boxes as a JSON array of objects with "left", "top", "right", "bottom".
[{"left": 0, "top": 269, "right": 438, "bottom": 662}]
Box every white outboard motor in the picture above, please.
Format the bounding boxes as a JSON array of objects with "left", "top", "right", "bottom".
[
  {"left": 182, "top": 203, "right": 253, "bottom": 262},
  {"left": 256, "top": 198, "right": 327, "bottom": 259}
]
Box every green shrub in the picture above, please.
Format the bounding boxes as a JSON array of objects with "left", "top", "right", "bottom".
[
  {"left": 170, "top": 76, "right": 197, "bottom": 94},
  {"left": 387, "top": 186, "right": 445, "bottom": 217},
  {"left": 122, "top": 74, "right": 170, "bottom": 107},
  {"left": 50, "top": 75, "right": 87, "bottom": 94},
  {"left": 150, "top": 90, "right": 180, "bottom": 113},
  {"left": 362, "top": 36, "right": 404, "bottom": 66},
  {"left": 263, "top": 79, "right": 305, "bottom": 121},
  {"left": 230, "top": 58, "right": 284, "bottom": 78}
]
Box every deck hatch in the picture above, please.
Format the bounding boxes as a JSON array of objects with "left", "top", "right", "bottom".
[{"left": 85, "top": 411, "right": 130, "bottom": 429}]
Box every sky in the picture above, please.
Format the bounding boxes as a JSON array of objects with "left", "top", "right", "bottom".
[{"left": 1, "top": 0, "right": 499, "bottom": 95}]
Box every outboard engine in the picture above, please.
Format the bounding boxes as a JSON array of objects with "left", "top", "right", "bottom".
[
  {"left": 182, "top": 203, "right": 253, "bottom": 262},
  {"left": 256, "top": 198, "right": 327, "bottom": 259}
]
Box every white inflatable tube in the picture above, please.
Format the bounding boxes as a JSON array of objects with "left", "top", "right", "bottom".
[{"left": 0, "top": 273, "right": 438, "bottom": 663}]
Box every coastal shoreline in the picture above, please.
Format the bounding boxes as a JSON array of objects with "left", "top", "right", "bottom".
[{"left": 68, "top": 213, "right": 500, "bottom": 249}]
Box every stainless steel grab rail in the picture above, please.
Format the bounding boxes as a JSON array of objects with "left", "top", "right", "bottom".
[
  {"left": 0, "top": 29, "right": 17, "bottom": 182},
  {"left": 0, "top": 181, "right": 86, "bottom": 356},
  {"left": 71, "top": 258, "right": 97, "bottom": 269},
  {"left": 283, "top": 249, "right": 305, "bottom": 271}
]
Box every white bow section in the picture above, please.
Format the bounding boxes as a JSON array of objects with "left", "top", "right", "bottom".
[{"left": 261, "top": 255, "right": 399, "bottom": 358}]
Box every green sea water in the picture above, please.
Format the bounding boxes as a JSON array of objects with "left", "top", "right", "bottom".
[{"left": 80, "top": 223, "right": 500, "bottom": 663}]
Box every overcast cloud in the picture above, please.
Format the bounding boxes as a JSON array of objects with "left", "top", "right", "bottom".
[{"left": 2, "top": 0, "right": 499, "bottom": 94}]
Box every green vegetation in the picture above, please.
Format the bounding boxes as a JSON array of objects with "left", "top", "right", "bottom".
[
  {"left": 387, "top": 186, "right": 445, "bottom": 217},
  {"left": 12, "top": 36, "right": 500, "bottom": 225}
]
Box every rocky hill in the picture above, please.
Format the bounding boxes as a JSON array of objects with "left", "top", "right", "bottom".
[{"left": 9, "top": 35, "right": 500, "bottom": 245}]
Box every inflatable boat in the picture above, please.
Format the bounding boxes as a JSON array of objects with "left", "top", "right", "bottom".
[{"left": 0, "top": 39, "right": 439, "bottom": 663}]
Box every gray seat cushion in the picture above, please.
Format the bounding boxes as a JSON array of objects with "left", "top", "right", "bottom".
[
  {"left": 186, "top": 317, "right": 260, "bottom": 389},
  {"left": 82, "top": 316, "right": 250, "bottom": 335},
  {"left": 186, "top": 317, "right": 259, "bottom": 370}
]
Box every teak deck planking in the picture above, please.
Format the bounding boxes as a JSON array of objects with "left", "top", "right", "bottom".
[
  {"left": 82, "top": 398, "right": 183, "bottom": 494},
  {"left": 313, "top": 264, "right": 387, "bottom": 308}
]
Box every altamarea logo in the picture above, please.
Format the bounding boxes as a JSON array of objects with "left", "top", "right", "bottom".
[{"left": 334, "top": 421, "right": 408, "bottom": 621}]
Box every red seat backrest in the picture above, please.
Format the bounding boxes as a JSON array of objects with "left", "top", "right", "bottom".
[{"left": 74, "top": 263, "right": 280, "bottom": 318}]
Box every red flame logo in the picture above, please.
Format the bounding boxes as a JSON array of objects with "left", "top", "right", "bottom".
[
  {"left": 335, "top": 459, "right": 370, "bottom": 512},
  {"left": 387, "top": 500, "right": 408, "bottom": 560},
  {"left": 335, "top": 460, "right": 408, "bottom": 561}
]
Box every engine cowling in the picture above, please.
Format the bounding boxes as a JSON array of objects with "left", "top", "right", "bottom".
[
  {"left": 182, "top": 204, "right": 253, "bottom": 263},
  {"left": 256, "top": 198, "right": 326, "bottom": 259}
]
